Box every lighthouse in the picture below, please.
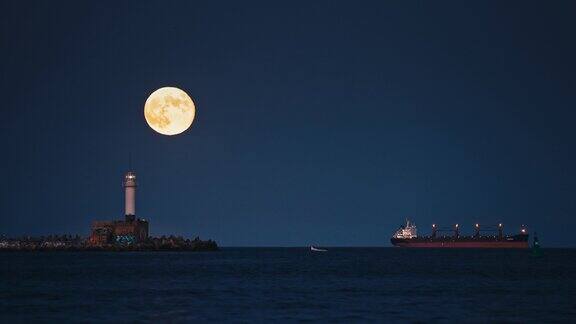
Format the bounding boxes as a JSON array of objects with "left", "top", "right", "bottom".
[
  {"left": 88, "top": 170, "right": 149, "bottom": 246},
  {"left": 123, "top": 171, "right": 137, "bottom": 222}
]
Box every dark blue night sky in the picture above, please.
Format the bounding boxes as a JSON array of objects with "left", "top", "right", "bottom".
[{"left": 1, "top": 1, "right": 575, "bottom": 246}]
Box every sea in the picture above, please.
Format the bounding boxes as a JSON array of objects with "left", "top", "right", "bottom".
[{"left": 1, "top": 248, "right": 575, "bottom": 322}]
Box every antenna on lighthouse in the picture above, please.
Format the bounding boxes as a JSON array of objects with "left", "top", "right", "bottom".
[{"left": 128, "top": 152, "right": 132, "bottom": 171}]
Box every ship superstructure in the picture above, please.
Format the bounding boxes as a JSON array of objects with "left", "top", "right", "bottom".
[{"left": 392, "top": 219, "right": 418, "bottom": 239}]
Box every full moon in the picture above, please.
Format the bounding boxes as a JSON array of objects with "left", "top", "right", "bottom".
[{"left": 144, "top": 87, "right": 195, "bottom": 136}]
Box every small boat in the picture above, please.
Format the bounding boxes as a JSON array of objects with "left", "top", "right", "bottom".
[{"left": 310, "top": 246, "right": 327, "bottom": 252}]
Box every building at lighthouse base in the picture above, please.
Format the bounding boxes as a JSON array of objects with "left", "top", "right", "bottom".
[{"left": 89, "top": 215, "right": 149, "bottom": 246}]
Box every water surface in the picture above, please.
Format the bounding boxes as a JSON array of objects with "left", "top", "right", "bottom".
[{"left": 1, "top": 248, "right": 575, "bottom": 322}]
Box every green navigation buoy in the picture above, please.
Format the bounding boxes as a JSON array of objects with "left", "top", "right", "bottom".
[{"left": 532, "top": 232, "right": 541, "bottom": 257}]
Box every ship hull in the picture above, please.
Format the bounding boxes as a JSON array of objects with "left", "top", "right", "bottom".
[
  {"left": 391, "top": 235, "right": 529, "bottom": 248},
  {"left": 391, "top": 241, "right": 528, "bottom": 248}
]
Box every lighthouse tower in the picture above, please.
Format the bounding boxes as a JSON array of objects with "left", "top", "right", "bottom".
[{"left": 123, "top": 171, "right": 137, "bottom": 222}]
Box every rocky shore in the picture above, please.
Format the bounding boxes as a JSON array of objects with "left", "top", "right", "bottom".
[{"left": 0, "top": 235, "right": 218, "bottom": 252}]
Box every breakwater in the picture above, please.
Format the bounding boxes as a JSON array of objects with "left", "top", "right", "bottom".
[{"left": 0, "top": 235, "right": 218, "bottom": 252}]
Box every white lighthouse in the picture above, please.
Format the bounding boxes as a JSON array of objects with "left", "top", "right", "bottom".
[{"left": 123, "top": 171, "right": 137, "bottom": 221}]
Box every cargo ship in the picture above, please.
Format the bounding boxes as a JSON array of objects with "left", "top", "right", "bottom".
[{"left": 390, "top": 220, "right": 529, "bottom": 248}]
